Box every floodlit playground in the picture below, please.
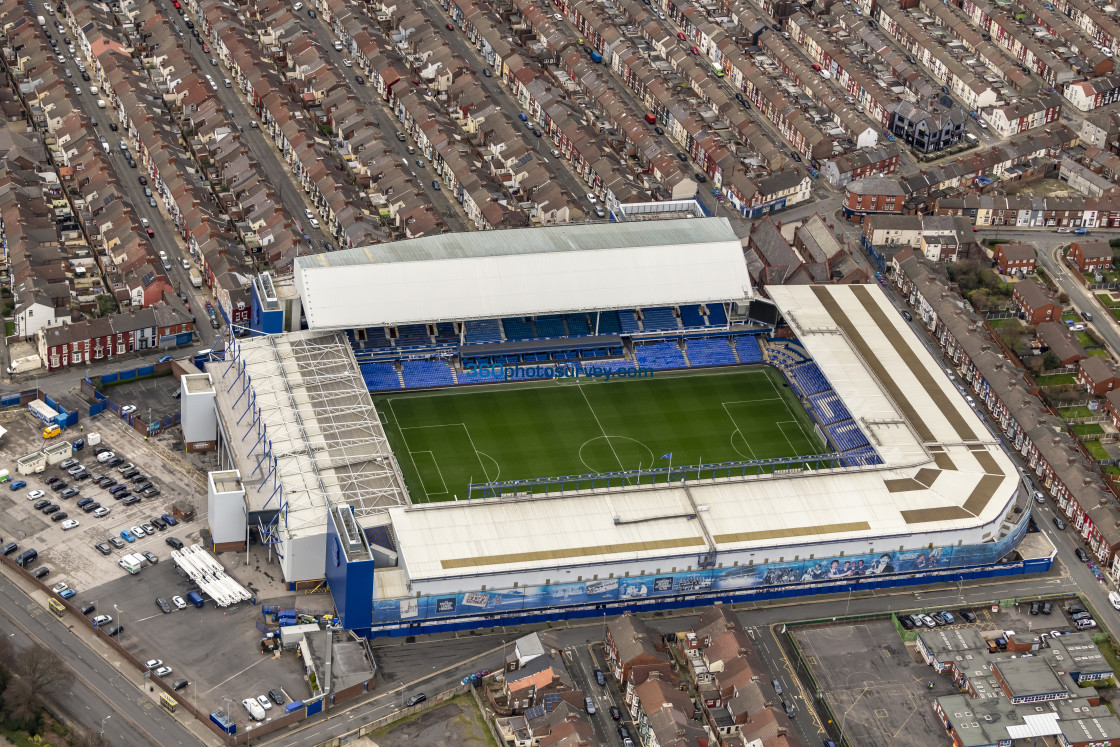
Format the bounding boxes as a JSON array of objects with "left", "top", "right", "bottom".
[{"left": 374, "top": 366, "right": 826, "bottom": 502}]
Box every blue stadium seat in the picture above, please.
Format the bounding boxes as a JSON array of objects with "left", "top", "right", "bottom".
[
  {"left": 360, "top": 363, "right": 401, "bottom": 391},
  {"left": 734, "top": 336, "right": 763, "bottom": 364},
  {"left": 463, "top": 319, "right": 504, "bottom": 344},
  {"left": 809, "top": 391, "right": 851, "bottom": 426},
  {"left": 641, "top": 307, "right": 679, "bottom": 331},
  {"left": 434, "top": 323, "right": 459, "bottom": 344},
  {"left": 679, "top": 304, "right": 706, "bottom": 328},
  {"left": 827, "top": 420, "right": 869, "bottom": 451},
  {"left": 565, "top": 313, "right": 592, "bottom": 336},
  {"left": 395, "top": 324, "right": 432, "bottom": 347},
  {"left": 502, "top": 317, "right": 536, "bottom": 341},
  {"left": 843, "top": 447, "right": 883, "bottom": 466},
  {"left": 686, "top": 337, "right": 736, "bottom": 367},
  {"left": 584, "top": 359, "right": 636, "bottom": 375},
  {"left": 535, "top": 315, "right": 567, "bottom": 339},
  {"left": 401, "top": 360, "right": 455, "bottom": 388},
  {"left": 618, "top": 310, "right": 642, "bottom": 334},
  {"left": 634, "top": 342, "right": 687, "bottom": 370},
  {"left": 706, "top": 304, "right": 728, "bottom": 326},
  {"left": 596, "top": 311, "right": 623, "bottom": 335},
  {"left": 790, "top": 362, "right": 830, "bottom": 396}
]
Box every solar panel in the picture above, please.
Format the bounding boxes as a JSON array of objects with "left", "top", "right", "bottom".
[
  {"left": 543, "top": 693, "right": 563, "bottom": 711},
  {"left": 523, "top": 705, "right": 546, "bottom": 721}
]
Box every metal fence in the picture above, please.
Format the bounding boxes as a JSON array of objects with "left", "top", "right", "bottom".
[{"left": 311, "top": 684, "right": 471, "bottom": 747}]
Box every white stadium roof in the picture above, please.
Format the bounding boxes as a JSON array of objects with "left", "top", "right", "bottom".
[
  {"left": 294, "top": 218, "right": 750, "bottom": 329},
  {"left": 389, "top": 284, "right": 1020, "bottom": 582}
]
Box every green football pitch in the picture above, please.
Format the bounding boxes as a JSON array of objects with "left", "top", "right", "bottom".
[{"left": 372, "top": 366, "right": 826, "bottom": 503}]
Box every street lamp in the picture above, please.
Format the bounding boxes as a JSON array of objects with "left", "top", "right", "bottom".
[
  {"left": 113, "top": 604, "right": 123, "bottom": 641},
  {"left": 100, "top": 715, "right": 110, "bottom": 738}
]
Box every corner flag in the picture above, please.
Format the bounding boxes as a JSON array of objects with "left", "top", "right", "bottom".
[{"left": 661, "top": 453, "right": 672, "bottom": 460}]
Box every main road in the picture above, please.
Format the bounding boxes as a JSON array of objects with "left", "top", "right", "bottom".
[{"left": 0, "top": 572, "right": 204, "bottom": 747}]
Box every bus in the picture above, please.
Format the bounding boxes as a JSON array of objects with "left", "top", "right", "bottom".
[
  {"left": 160, "top": 693, "right": 177, "bottom": 713},
  {"left": 47, "top": 599, "right": 65, "bottom": 618}
]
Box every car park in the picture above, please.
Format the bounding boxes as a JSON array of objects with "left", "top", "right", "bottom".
[
  {"left": 120, "top": 529, "right": 136, "bottom": 543},
  {"left": 33, "top": 499, "right": 50, "bottom": 510},
  {"left": 9, "top": 480, "right": 26, "bottom": 491},
  {"left": 114, "top": 491, "right": 132, "bottom": 501},
  {"left": 107, "top": 625, "right": 124, "bottom": 637},
  {"left": 51, "top": 512, "right": 69, "bottom": 523},
  {"left": 95, "top": 542, "right": 112, "bottom": 556},
  {"left": 171, "top": 679, "right": 189, "bottom": 691},
  {"left": 122, "top": 496, "right": 141, "bottom": 506},
  {"left": 0, "top": 543, "right": 17, "bottom": 557},
  {"left": 172, "top": 595, "right": 187, "bottom": 610},
  {"left": 108, "top": 536, "right": 125, "bottom": 549},
  {"left": 27, "top": 490, "right": 44, "bottom": 500},
  {"left": 162, "top": 514, "right": 178, "bottom": 526},
  {"left": 93, "top": 507, "right": 110, "bottom": 518},
  {"left": 61, "top": 519, "right": 79, "bottom": 530},
  {"left": 142, "top": 550, "right": 158, "bottom": 564},
  {"left": 150, "top": 517, "right": 166, "bottom": 530},
  {"left": 121, "top": 468, "right": 139, "bottom": 479},
  {"left": 59, "top": 488, "right": 79, "bottom": 499},
  {"left": 77, "top": 497, "right": 93, "bottom": 509},
  {"left": 97, "top": 451, "right": 116, "bottom": 463},
  {"left": 140, "top": 522, "right": 155, "bottom": 534},
  {"left": 156, "top": 598, "right": 171, "bottom": 613},
  {"left": 154, "top": 666, "right": 172, "bottom": 677},
  {"left": 66, "top": 464, "right": 85, "bottom": 475},
  {"left": 50, "top": 481, "right": 68, "bottom": 492},
  {"left": 42, "top": 504, "right": 60, "bottom": 515},
  {"left": 60, "top": 588, "right": 75, "bottom": 599},
  {"left": 899, "top": 616, "right": 915, "bottom": 629},
  {"left": 109, "top": 485, "right": 128, "bottom": 495},
  {"left": 31, "top": 567, "right": 50, "bottom": 579},
  {"left": 145, "top": 659, "right": 163, "bottom": 670},
  {"left": 256, "top": 695, "right": 273, "bottom": 711},
  {"left": 268, "top": 689, "right": 285, "bottom": 705},
  {"left": 959, "top": 609, "right": 977, "bottom": 623}
]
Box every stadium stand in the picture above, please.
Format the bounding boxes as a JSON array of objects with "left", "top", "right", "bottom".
[
  {"left": 395, "top": 324, "right": 432, "bottom": 347},
  {"left": 619, "top": 310, "right": 643, "bottom": 334},
  {"left": 844, "top": 446, "right": 883, "bottom": 466},
  {"left": 809, "top": 391, "right": 851, "bottom": 425},
  {"left": 360, "top": 362, "right": 401, "bottom": 391},
  {"left": 596, "top": 311, "right": 623, "bottom": 335},
  {"left": 641, "top": 307, "right": 680, "bottom": 331},
  {"left": 634, "top": 341, "right": 688, "bottom": 370},
  {"left": 788, "top": 362, "right": 830, "bottom": 396},
  {"left": 535, "top": 315, "right": 567, "bottom": 339},
  {"left": 502, "top": 317, "right": 536, "bottom": 341},
  {"left": 358, "top": 327, "right": 393, "bottom": 348},
  {"left": 584, "top": 359, "right": 637, "bottom": 374},
  {"left": 734, "top": 336, "right": 763, "bottom": 364},
  {"left": 401, "top": 360, "right": 456, "bottom": 388},
  {"left": 463, "top": 319, "right": 504, "bottom": 344},
  {"left": 828, "top": 420, "right": 870, "bottom": 451},
  {"left": 686, "top": 337, "right": 736, "bottom": 367},
  {"left": 565, "top": 313, "right": 592, "bottom": 336},
  {"left": 434, "top": 323, "right": 459, "bottom": 344},
  {"left": 706, "top": 304, "right": 728, "bottom": 326},
  {"left": 679, "top": 304, "right": 707, "bottom": 328}
]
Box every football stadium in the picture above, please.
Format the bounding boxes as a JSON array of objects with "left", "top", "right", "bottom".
[{"left": 201, "top": 218, "right": 1054, "bottom": 637}]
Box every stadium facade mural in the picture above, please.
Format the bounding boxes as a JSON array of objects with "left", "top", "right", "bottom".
[{"left": 372, "top": 516, "right": 1030, "bottom": 623}]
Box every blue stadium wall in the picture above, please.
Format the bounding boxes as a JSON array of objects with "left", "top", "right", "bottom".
[
  {"left": 325, "top": 509, "right": 375, "bottom": 636},
  {"left": 364, "top": 512, "right": 1042, "bottom": 638}
]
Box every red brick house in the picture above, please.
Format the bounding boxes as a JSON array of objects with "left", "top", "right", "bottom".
[
  {"left": 842, "top": 177, "right": 908, "bottom": 222},
  {"left": 1036, "top": 322, "right": 1088, "bottom": 367},
  {"left": 38, "top": 299, "right": 194, "bottom": 372},
  {"left": 1106, "top": 390, "right": 1120, "bottom": 429},
  {"left": 992, "top": 242, "right": 1038, "bottom": 275},
  {"left": 1078, "top": 356, "right": 1120, "bottom": 395},
  {"left": 1068, "top": 240, "right": 1114, "bottom": 273},
  {"left": 605, "top": 613, "right": 674, "bottom": 701},
  {"left": 1012, "top": 279, "right": 1062, "bottom": 325}
]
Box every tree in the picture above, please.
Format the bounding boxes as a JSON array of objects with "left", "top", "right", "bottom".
[
  {"left": 2, "top": 647, "right": 67, "bottom": 725},
  {"left": 1041, "top": 351, "right": 1062, "bottom": 371},
  {"left": 79, "top": 729, "right": 113, "bottom": 747},
  {"left": 96, "top": 294, "right": 117, "bottom": 318}
]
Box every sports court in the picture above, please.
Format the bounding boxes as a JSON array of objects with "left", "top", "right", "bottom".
[{"left": 373, "top": 366, "right": 825, "bottom": 503}]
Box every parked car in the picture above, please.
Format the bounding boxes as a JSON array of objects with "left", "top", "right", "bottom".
[
  {"left": 9, "top": 480, "right": 26, "bottom": 491},
  {"left": 122, "top": 496, "right": 140, "bottom": 506},
  {"left": 93, "top": 507, "right": 110, "bottom": 518},
  {"left": 108, "top": 536, "right": 125, "bottom": 549},
  {"left": 165, "top": 537, "right": 184, "bottom": 550},
  {"left": 1075, "top": 548, "right": 1089, "bottom": 562},
  {"left": 268, "top": 689, "right": 285, "bottom": 705},
  {"left": 172, "top": 596, "right": 187, "bottom": 610},
  {"left": 120, "top": 529, "right": 136, "bottom": 543},
  {"left": 94, "top": 542, "right": 112, "bottom": 556},
  {"left": 405, "top": 693, "right": 426, "bottom": 707},
  {"left": 156, "top": 598, "right": 171, "bottom": 613}
]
